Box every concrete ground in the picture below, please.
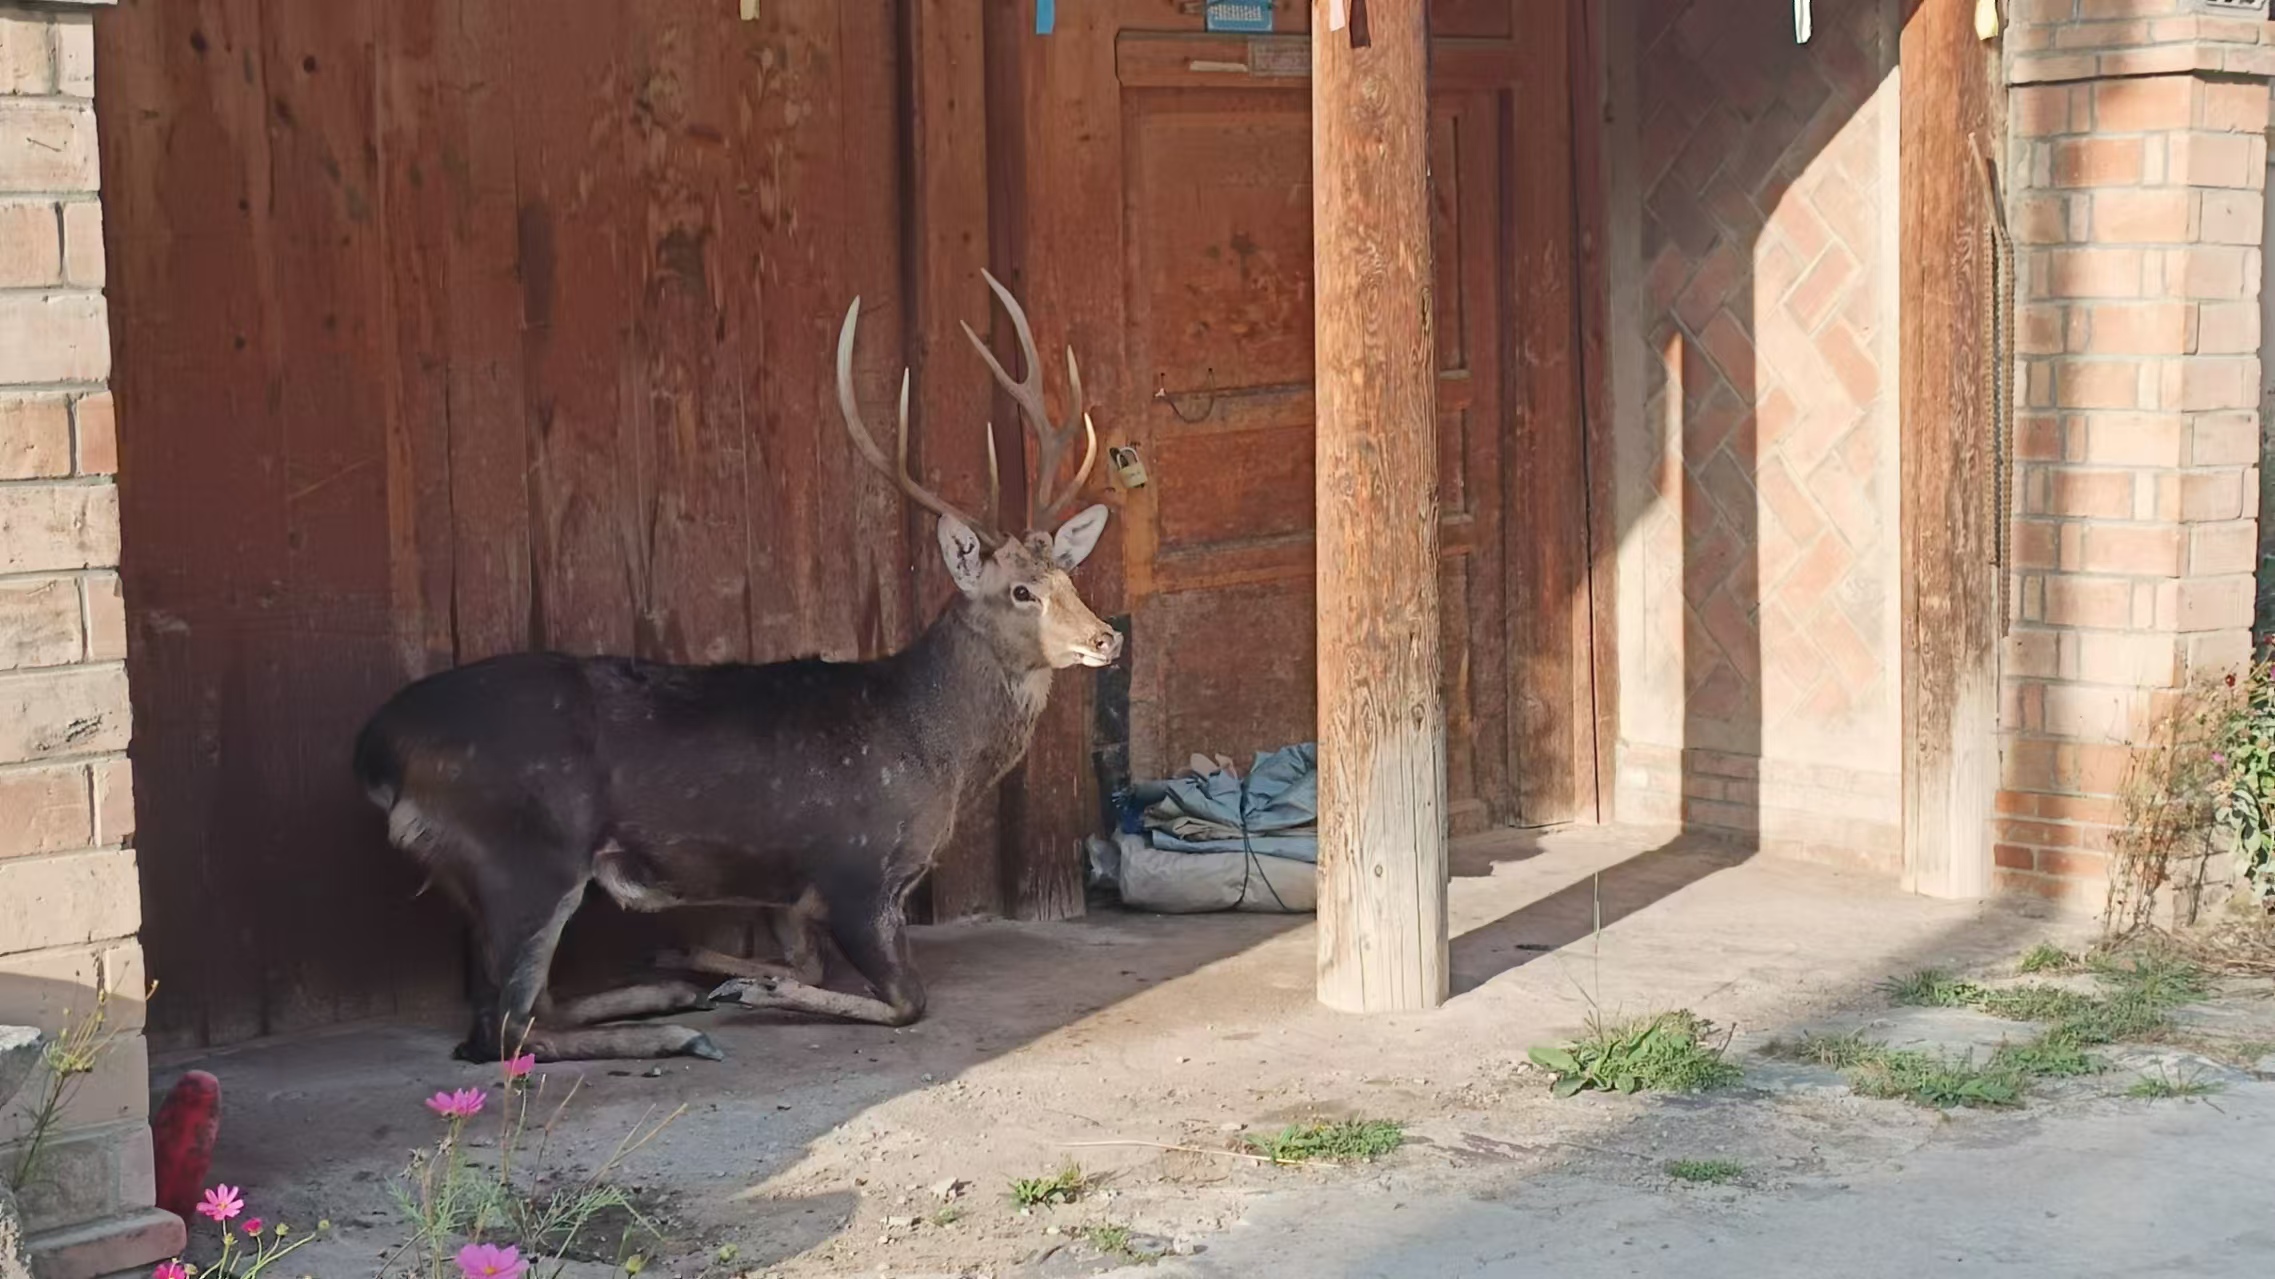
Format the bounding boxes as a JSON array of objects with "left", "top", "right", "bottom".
[{"left": 154, "top": 825, "right": 2274, "bottom": 1278}]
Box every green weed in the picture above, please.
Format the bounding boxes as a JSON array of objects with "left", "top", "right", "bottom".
[
  {"left": 1665, "top": 1159, "right": 1744, "bottom": 1185},
  {"left": 1009, "top": 1165, "right": 1086, "bottom": 1209},
  {"left": 1244, "top": 1119, "right": 1405, "bottom": 1164},
  {"left": 1529, "top": 1011, "right": 1742, "bottom": 1099}
]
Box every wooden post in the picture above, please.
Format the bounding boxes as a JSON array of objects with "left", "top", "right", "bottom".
[
  {"left": 1313, "top": 1, "right": 1449, "bottom": 1012},
  {"left": 1899, "top": 0, "right": 1998, "bottom": 899}
]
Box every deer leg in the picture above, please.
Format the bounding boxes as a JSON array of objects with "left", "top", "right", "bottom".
[
  {"left": 551, "top": 981, "right": 716, "bottom": 1026},
  {"left": 458, "top": 875, "right": 722, "bottom": 1064},
  {"left": 654, "top": 945, "right": 811, "bottom": 986},
  {"left": 708, "top": 897, "right": 924, "bottom": 1028},
  {"left": 660, "top": 895, "right": 829, "bottom": 986}
]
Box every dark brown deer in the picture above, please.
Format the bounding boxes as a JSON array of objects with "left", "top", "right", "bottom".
[{"left": 353, "top": 273, "right": 1119, "bottom": 1062}]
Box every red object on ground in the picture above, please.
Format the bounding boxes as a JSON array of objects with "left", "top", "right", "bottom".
[{"left": 151, "top": 1070, "right": 220, "bottom": 1224}]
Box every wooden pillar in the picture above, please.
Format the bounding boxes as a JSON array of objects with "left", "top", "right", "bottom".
[
  {"left": 1898, "top": 0, "right": 1998, "bottom": 899},
  {"left": 1313, "top": 1, "right": 1449, "bottom": 1013}
]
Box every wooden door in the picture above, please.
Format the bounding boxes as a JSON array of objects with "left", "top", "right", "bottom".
[{"left": 1021, "top": 2, "right": 1591, "bottom": 830}]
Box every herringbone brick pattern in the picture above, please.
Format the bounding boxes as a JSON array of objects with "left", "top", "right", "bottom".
[{"left": 1628, "top": 0, "right": 1895, "bottom": 777}]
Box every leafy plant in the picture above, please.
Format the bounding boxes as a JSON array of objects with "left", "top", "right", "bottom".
[
  {"left": 1009, "top": 1165, "right": 1086, "bottom": 1209},
  {"left": 375, "top": 1053, "right": 680, "bottom": 1279},
  {"left": 2210, "top": 652, "right": 2275, "bottom": 906},
  {"left": 1529, "top": 1011, "right": 1741, "bottom": 1098},
  {"left": 1664, "top": 1159, "right": 1744, "bottom": 1185},
  {"left": 8, "top": 983, "right": 145, "bottom": 1192},
  {"left": 1244, "top": 1119, "right": 1405, "bottom": 1164},
  {"left": 1775, "top": 1034, "right": 2023, "bottom": 1108},
  {"left": 1084, "top": 1224, "right": 1156, "bottom": 1266}
]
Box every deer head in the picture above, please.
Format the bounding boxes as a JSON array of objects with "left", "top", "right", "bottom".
[{"left": 835, "top": 273, "right": 1121, "bottom": 671}]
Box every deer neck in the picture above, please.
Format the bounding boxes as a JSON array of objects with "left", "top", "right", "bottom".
[{"left": 900, "top": 595, "right": 1054, "bottom": 789}]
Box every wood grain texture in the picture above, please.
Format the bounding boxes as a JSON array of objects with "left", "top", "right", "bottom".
[
  {"left": 98, "top": 0, "right": 919, "bottom": 1047},
  {"left": 1898, "top": 0, "right": 1997, "bottom": 899},
  {"left": 909, "top": 0, "right": 1002, "bottom": 921},
  {"left": 1571, "top": 0, "right": 1616, "bottom": 824},
  {"left": 1313, "top": 0, "right": 1449, "bottom": 1012}
]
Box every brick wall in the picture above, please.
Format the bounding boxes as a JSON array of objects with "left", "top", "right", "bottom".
[
  {"left": 1612, "top": 0, "right": 1906, "bottom": 870},
  {"left": 2001, "top": 2, "right": 2275, "bottom": 904},
  {"left": 0, "top": 2, "right": 179, "bottom": 1275}
]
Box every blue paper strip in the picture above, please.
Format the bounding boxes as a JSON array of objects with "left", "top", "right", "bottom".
[
  {"left": 1205, "top": 0, "right": 1273, "bottom": 33},
  {"left": 1037, "top": 0, "right": 1055, "bottom": 34}
]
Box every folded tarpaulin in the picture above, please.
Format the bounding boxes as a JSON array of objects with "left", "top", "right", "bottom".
[{"left": 1133, "top": 742, "right": 1318, "bottom": 862}]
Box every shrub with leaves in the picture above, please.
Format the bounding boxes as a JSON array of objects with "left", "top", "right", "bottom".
[
  {"left": 2209, "top": 653, "right": 2275, "bottom": 906},
  {"left": 1528, "top": 1011, "right": 1740, "bottom": 1098}
]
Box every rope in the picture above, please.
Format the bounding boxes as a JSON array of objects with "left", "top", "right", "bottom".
[
  {"left": 1229, "top": 770, "right": 1292, "bottom": 913},
  {"left": 1972, "top": 135, "right": 2015, "bottom": 638}
]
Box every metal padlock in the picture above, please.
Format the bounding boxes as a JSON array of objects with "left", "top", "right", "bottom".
[{"left": 1110, "top": 444, "right": 1150, "bottom": 490}]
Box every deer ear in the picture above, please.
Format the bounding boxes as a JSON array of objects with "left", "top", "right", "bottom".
[
  {"left": 1051, "top": 504, "right": 1110, "bottom": 571},
  {"left": 937, "top": 514, "right": 988, "bottom": 595}
]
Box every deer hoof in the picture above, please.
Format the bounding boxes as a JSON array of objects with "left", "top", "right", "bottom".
[
  {"left": 706, "top": 977, "right": 768, "bottom": 1007},
  {"left": 678, "top": 1032, "right": 725, "bottom": 1062}
]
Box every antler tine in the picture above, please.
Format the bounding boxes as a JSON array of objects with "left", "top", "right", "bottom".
[
  {"left": 962, "top": 269, "right": 1097, "bottom": 531},
  {"left": 836, "top": 297, "right": 1001, "bottom": 547}
]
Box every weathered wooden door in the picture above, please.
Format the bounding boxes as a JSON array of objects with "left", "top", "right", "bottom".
[{"left": 1015, "top": 1, "right": 1592, "bottom": 830}]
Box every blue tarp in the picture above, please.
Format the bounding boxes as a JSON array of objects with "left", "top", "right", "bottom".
[{"left": 1131, "top": 742, "right": 1318, "bottom": 862}]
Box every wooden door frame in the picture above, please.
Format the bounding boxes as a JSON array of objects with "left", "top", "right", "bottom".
[{"left": 902, "top": 0, "right": 1624, "bottom": 922}]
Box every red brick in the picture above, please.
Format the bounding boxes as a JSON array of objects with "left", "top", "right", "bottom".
[
  {"left": 59, "top": 198, "right": 102, "bottom": 286},
  {"left": 2166, "top": 245, "right": 2254, "bottom": 299},
  {"left": 0, "top": 577, "right": 82, "bottom": 670},
  {"left": 0, "top": 10, "right": 52, "bottom": 94},
  {"left": 2047, "top": 247, "right": 2142, "bottom": 297},
  {"left": 2053, "top": 137, "right": 2144, "bottom": 187},
  {"left": 2188, "top": 412, "right": 2258, "bottom": 465},
  {"left": 2194, "top": 301, "right": 2258, "bottom": 354},
  {"left": 2093, "top": 76, "right": 2195, "bottom": 131},
  {"left": 2077, "top": 412, "right": 2183, "bottom": 465},
  {"left": 82, "top": 572, "right": 125, "bottom": 661},
  {"left": 0, "top": 101, "right": 98, "bottom": 193},
  {"left": 2036, "top": 848, "right": 2109, "bottom": 881},
  {"left": 0, "top": 665, "right": 132, "bottom": 765},
  {"left": 2040, "top": 468, "right": 2135, "bottom": 519},
  {"left": 2044, "top": 575, "right": 2133, "bottom": 627},
  {"left": 1995, "top": 843, "right": 2038, "bottom": 872},
  {"left": 1815, "top": 320, "right": 1879, "bottom": 405},
  {"left": 1786, "top": 244, "right": 1857, "bottom": 331},
  {"left": 2188, "top": 520, "right": 2256, "bottom": 576},
  {"left": 2164, "top": 130, "right": 2255, "bottom": 189},
  {"left": 2093, "top": 188, "right": 2193, "bottom": 242},
  {"left": 0, "top": 484, "right": 118, "bottom": 573},
  {"left": 0, "top": 292, "right": 108, "bottom": 383},
  {"left": 1673, "top": 241, "right": 1742, "bottom": 334},
  {"left": 2056, "top": 359, "right": 2142, "bottom": 409},
  {"left": 0, "top": 764, "right": 90, "bottom": 860},
  {"left": 93, "top": 755, "right": 133, "bottom": 845},
  {"left": 2079, "top": 523, "right": 2182, "bottom": 575},
  {"left": 2175, "top": 573, "right": 2253, "bottom": 630},
  {"left": 0, "top": 394, "right": 70, "bottom": 480},
  {"left": 2159, "top": 356, "right": 2254, "bottom": 411},
  {"left": 2013, "top": 84, "right": 2073, "bottom": 136},
  {"left": 73, "top": 390, "right": 115, "bottom": 475},
  {"left": 0, "top": 199, "right": 59, "bottom": 287},
  {"left": 2076, "top": 301, "right": 2190, "bottom": 354},
  {"left": 2200, "top": 80, "right": 2270, "bottom": 133},
  {"left": 2198, "top": 189, "right": 2261, "bottom": 246},
  {"left": 2015, "top": 194, "right": 2070, "bottom": 246}
]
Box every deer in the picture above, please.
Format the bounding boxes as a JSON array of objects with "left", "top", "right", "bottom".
[{"left": 352, "top": 272, "right": 1120, "bottom": 1063}]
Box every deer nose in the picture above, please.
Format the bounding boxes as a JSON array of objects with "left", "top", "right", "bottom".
[{"left": 1096, "top": 628, "right": 1124, "bottom": 659}]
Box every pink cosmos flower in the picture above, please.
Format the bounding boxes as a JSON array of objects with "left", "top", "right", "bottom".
[
  {"left": 152, "top": 1263, "right": 188, "bottom": 1279},
  {"left": 455, "top": 1242, "right": 528, "bottom": 1279},
  {"left": 242, "top": 1217, "right": 264, "bottom": 1235},
  {"left": 503, "top": 1054, "right": 536, "bottom": 1080},
  {"left": 197, "top": 1184, "right": 244, "bottom": 1222},
  {"left": 424, "top": 1087, "right": 487, "bottom": 1119}
]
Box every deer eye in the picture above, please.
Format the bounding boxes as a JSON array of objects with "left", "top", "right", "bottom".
[{"left": 1012, "top": 585, "right": 1038, "bottom": 605}]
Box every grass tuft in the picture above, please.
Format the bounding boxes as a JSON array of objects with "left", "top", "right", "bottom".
[
  {"left": 1773, "top": 1033, "right": 2024, "bottom": 1108},
  {"left": 2127, "top": 1066, "right": 2223, "bottom": 1101},
  {"left": 2018, "top": 942, "right": 2078, "bottom": 974},
  {"left": 1529, "top": 1011, "right": 1741, "bottom": 1099},
  {"left": 1009, "top": 1165, "right": 1086, "bottom": 1209},
  {"left": 1665, "top": 1159, "right": 1744, "bottom": 1185},
  {"left": 1085, "top": 1224, "right": 1156, "bottom": 1266},
  {"left": 1245, "top": 1119, "right": 1405, "bottom": 1164}
]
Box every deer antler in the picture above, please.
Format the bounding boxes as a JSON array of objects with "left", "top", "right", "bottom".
[
  {"left": 959, "top": 270, "right": 1099, "bottom": 532},
  {"left": 836, "top": 297, "right": 1003, "bottom": 548}
]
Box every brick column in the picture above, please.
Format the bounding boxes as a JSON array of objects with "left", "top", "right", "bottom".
[
  {"left": 0, "top": 2, "right": 180, "bottom": 1275},
  {"left": 2001, "top": 4, "right": 2275, "bottom": 904}
]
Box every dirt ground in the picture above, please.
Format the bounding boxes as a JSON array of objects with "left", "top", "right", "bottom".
[{"left": 159, "top": 825, "right": 2273, "bottom": 1278}]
